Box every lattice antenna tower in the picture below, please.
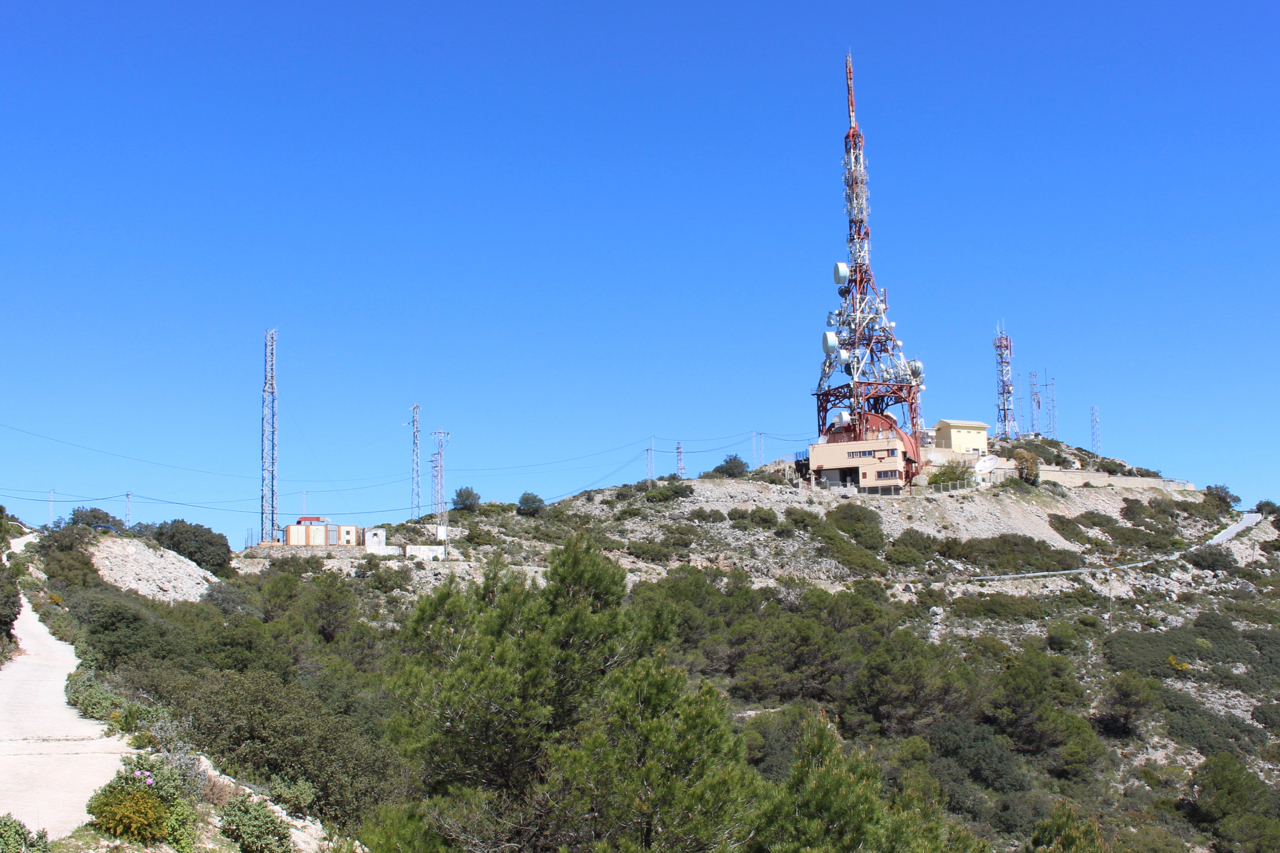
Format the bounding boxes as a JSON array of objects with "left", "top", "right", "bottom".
[
  {"left": 993, "top": 323, "right": 1018, "bottom": 439},
  {"left": 1029, "top": 372, "right": 1040, "bottom": 435},
  {"left": 1090, "top": 406, "right": 1101, "bottom": 457},
  {"left": 409, "top": 404, "right": 421, "bottom": 519},
  {"left": 676, "top": 442, "right": 685, "bottom": 478},
  {"left": 261, "top": 329, "right": 278, "bottom": 543},
  {"left": 814, "top": 56, "right": 925, "bottom": 476},
  {"left": 431, "top": 428, "right": 449, "bottom": 543},
  {"left": 1046, "top": 376, "right": 1057, "bottom": 439},
  {"left": 646, "top": 437, "right": 654, "bottom": 483}
]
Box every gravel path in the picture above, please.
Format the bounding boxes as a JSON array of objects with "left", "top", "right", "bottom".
[
  {"left": 1209, "top": 512, "right": 1263, "bottom": 545},
  {"left": 0, "top": 596, "right": 133, "bottom": 838}
]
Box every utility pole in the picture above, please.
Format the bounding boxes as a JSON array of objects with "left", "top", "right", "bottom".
[
  {"left": 431, "top": 428, "right": 449, "bottom": 547},
  {"left": 410, "top": 404, "right": 421, "bottom": 519},
  {"left": 646, "top": 437, "right": 654, "bottom": 483},
  {"left": 676, "top": 442, "right": 685, "bottom": 479},
  {"left": 125, "top": 492, "right": 131, "bottom": 529},
  {"left": 261, "top": 330, "right": 278, "bottom": 543}
]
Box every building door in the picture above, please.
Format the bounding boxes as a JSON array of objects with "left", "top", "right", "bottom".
[{"left": 840, "top": 467, "right": 859, "bottom": 487}]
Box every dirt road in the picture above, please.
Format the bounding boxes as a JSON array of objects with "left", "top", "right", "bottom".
[{"left": 0, "top": 595, "right": 133, "bottom": 837}]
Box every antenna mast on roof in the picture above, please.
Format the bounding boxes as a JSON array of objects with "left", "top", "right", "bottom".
[
  {"left": 1029, "top": 372, "right": 1040, "bottom": 435},
  {"left": 814, "top": 56, "right": 925, "bottom": 477},
  {"left": 261, "top": 330, "right": 278, "bottom": 543}
]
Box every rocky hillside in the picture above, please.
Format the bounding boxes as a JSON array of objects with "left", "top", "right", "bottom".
[{"left": 91, "top": 537, "right": 217, "bottom": 603}]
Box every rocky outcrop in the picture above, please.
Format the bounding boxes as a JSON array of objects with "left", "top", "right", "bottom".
[{"left": 91, "top": 537, "right": 217, "bottom": 603}]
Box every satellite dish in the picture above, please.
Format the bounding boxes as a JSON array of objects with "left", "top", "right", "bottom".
[
  {"left": 975, "top": 456, "right": 1000, "bottom": 474},
  {"left": 834, "top": 262, "right": 850, "bottom": 284},
  {"left": 822, "top": 331, "right": 838, "bottom": 354}
]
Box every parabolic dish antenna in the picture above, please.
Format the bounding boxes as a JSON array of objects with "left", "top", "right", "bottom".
[{"left": 974, "top": 456, "right": 1000, "bottom": 475}]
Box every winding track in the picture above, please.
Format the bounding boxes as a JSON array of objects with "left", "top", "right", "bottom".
[{"left": 0, "top": 592, "right": 133, "bottom": 837}]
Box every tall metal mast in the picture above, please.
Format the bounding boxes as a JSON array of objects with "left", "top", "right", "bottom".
[
  {"left": 994, "top": 323, "right": 1018, "bottom": 440},
  {"left": 431, "top": 428, "right": 449, "bottom": 544},
  {"left": 261, "top": 329, "right": 278, "bottom": 543},
  {"left": 410, "top": 404, "right": 421, "bottom": 519},
  {"left": 815, "top": 56, "right": 925, "bottom": 474}
]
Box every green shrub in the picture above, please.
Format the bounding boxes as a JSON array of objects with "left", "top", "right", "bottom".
[
  {"left": 927, "top": 717, "right": 1027, "bottom": 793},
  {"left": 1159, "top": 688, "right": 1265, "bottom": 756},
  {"left": 1187, "top": 545, "right": 1238, "bottom": 574},
  {"left": 626, "top": 540, "right": 672, "bottom": 564},
  {"left": 884, "top": 545, "right": 925, "bottom": 568},
  {"left": 155, "top": 520, "right": 233, "bottom": 578},
  {"left": 893, "top": 528, "right": 939, "bottom": 555},
  {"left": 825, "top": 503, "right": 884, "bottom": 550},
  {"left": 686, "top": 508, "right": 726, "bottom": 524},
  {"left": 0, "top": 575, "right": 19, "bottom": 640},
  {"left": 163, "top": 798, "right": 198, "bottom": 853},
  {"left": 1046, "top": 622, "right": 1079, "bottom": 653},
  {"left": 951, "top": 593, "right": 1046, "bottom": 622},
  {"left": 927, "top": 460, "right": 973, "bottom": 486},
  {"left": 88, "top": 785, "right": 170, "bottom": 844},
  {"left": 516, "top": 493, "right": 546, "bottom": 517},
  {"left": 451, "top": 487, "right": 481, "bottom": 512},
  {"left": 1251, "top": 703, "right": 1280, "bottom": 729},
  {"left": 0, "top": 814, "right": 50, "bottom": 853},
  {"left": 749, "top": 507, "right": 777, "bottom": 528},
  {"left": 645, "top": 482, "right": 694, "bottom": 503},
  {"left": 711, "top": 454, "right": 748, "bottom": 478},
  {"left": 938, "top": 534, "right": 1083, "bottom": 575},
  {"left": 269, "top": 777, "right": 317, "bottom": 817},
  {"left": 220, "top": 795, "right": 294, "bottom": 853}
]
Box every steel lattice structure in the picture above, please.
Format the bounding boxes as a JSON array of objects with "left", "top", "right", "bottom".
[
  {"left": 814, "top": 57, "right": 925, "bottom": 476},
  {"left": 410, "top": 404, "right": 421, "bottom": 519},
  {"left": 993, "top": 323, "right": 1018, "bottom": 440},
  {"left": 431, "top": 428, "right": 449, "bottom": 542},
  {"left": 261, "top": 329, "right": 278, "bottom": 543}
]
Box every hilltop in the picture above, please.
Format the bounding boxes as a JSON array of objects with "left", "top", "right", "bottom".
[{"left": 4, "top": 465, "right": 1280, "bottom": 853}]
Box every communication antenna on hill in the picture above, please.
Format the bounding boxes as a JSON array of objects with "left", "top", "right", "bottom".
[
  {"left": 125, "top": 492, "right": 131, "bottom": 529},
  {"left": 646, "top": 437, "right": 655, "bottom": 483},
  {"left": 261, "top": 330, "right": 278, "bottom": 543},
  {"left": 1091, "top": 406, "right": 1101, "bottom": 457},
  {"left": 813, "top": 56, "right": 926, "bottom": 477},
  {"left": 994, "top": 324, "right": 1018, "bottom": 439},
  {"left": 1046, "top": 375, "right": 1057, "bottom": 440},
  {"left": 409, "top": 404, "right": 421, "bottom": 519},
  {"left": 676, "top": 442, "right": 685, "bottom": 478},
  {"left": 1029, "top": 372, "right": 1040, "bottom": 435},
  {"left": 431, "top": 428, "right": 449, "bottom": 543}
]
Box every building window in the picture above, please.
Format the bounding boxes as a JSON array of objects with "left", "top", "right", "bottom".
[
  {"left": 847, "top": 451, "right": 854, "bottom": 458},
  {"left": 876, "top": 470, "right": 900, "bottom": 480},
  {"left": 888, "top": 449, "right": 897, "bottom": 457}
]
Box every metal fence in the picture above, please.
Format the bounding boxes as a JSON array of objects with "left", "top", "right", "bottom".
[{"left": 925, "top": 478, "right": 977, "bottom": 494}]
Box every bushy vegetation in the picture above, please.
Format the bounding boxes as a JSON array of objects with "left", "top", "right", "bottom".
[
  {"left": 0, "top": 814, "right": 49, "bottom": 853},
  {"left": 220, "top": 795, "right": 294, "bottom": 853},
  {"left": 154, "top": 519, "right": 233, "bottom": 577}
]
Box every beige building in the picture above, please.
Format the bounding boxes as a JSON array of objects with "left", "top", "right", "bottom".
[
  {"left": 932, "top": 420, "right": 989, "bottom": 456},
  {"left": 808, "top": 433, "right": 909, "bottom": 493},
  {"left": 284, "top": 517, "right": 361, "bottom": 547}
]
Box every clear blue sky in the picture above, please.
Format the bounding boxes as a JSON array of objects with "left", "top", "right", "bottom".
[{"left": 2, "top": 1, "right": 1276, "bottom": 540}]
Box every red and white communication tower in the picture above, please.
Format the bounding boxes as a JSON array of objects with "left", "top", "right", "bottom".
[
  {"left": 993, "top": 323, "right": 1018, "bottom": 440},
  {"left": 814, "top": 56, "right": 926, "bottom": 478}
]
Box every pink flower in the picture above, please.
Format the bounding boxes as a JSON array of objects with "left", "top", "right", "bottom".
[
  {"left": 134, "top": 771, "right": 142, "bottom": 777},
  {"left": 145, "top": 779, "right": 154, "bottom": 786}
]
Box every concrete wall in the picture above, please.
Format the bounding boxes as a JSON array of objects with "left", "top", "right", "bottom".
[
  {"left": 242, "top": 544, "right": 368, "bottom": 559},
  {"left": 405, "top": 545, "right": 446, "bottom": 560}
]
